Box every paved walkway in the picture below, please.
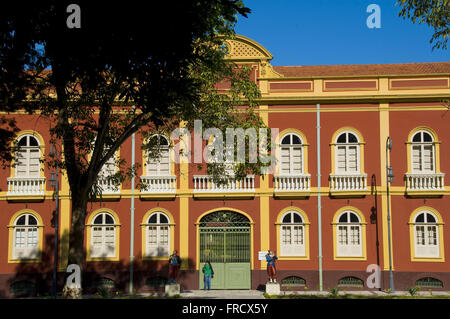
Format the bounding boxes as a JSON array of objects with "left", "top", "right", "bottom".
[
  {"left": 177, "top": 289, "right": 450, "bottom": 299},
  {"left": 180, "top": 290, "right": 265, "bottom": 299}
]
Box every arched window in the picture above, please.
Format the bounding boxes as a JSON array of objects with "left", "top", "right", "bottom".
[
  {"left": 145, "top": 212, "right": 170, "bottom": 257},
  {"left": 279, "top": 133, "right": 303, "bottom": 175},
  {"left": 12, "top": 214, "right": 39, "bottom": 260},
  {"left": 413, "top": 211, "right": 439, "bottom": 258},
  {"left": 15, "top": 135, "right": 40, "bottom": 178},
  {"left": 96, "top": 147, "right": 119, "bottom": 193},
  {"left": 280, "top": 211, "right": 305, "bottom": 256},
  {"left": 411, "top": 130, "right": 435, "bottom": 173},
  {"left": 281, "top": 276, "right": 306, "bottom": 287},
  {"left": 90, "top": 212, "right": 117, "bottom": 258},
  {"left": 98, "top": 150, "right": 117, "bottom": 178},
  {"left": 416, "top": 277, "right": 443, "bottom": 289},
  {"left": 146, "top": 135, "right": 170, "bottom": 176},
  {"left": 336, "top": 211, "right": 363, "bottom": 257},
  {"left": 335, "top": 132, "right": 359, "bottom": 174},
  {"left": 338, "top": 276, "right": 364, "bottom": 288}
]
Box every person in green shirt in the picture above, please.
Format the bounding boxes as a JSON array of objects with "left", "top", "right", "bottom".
[{"left": 202, "top": 261, "right": 214, "bottom": 290}]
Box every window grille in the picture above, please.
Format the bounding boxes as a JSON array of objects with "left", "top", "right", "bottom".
[
  {"left": 338, "top": 276, "right": 364, "bottom": 287},
  {"left": 416, "top": 277, "right": 443, "bottom": 288},
  {"left": 281, "top": 276, "right": 306, "bottom": 287}
]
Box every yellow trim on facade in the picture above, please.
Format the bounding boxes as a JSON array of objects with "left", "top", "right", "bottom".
[
  {"left": 275, "top": 207, "right": 310, "bottom": 261},
  {"left": 379, "top": 102, "right": 394, "bottom": 270},
  {"left": 258, "top": 104, "right": 271, "bottom": 269},
  {"left": 388, "top": 77, "right": 449, "bottom": 90},
  {"left": 330, "top": 126, "right": 366, "bottom": 175},
  {"left": 58, "top": 194, "right": 71, "bottom": 271},
  {"left": 85, "top": 208, "right": 121, "bottom": 262},
  {"left": 408, "top": 206, "right": 445, "bottom": 262},
  {"left": 405, "top": 126, "right": 441, "bottom": 174},
  {"left": 195, "top": 207, "right": 255, "bottom": 271},
  {"left": 322, "top": 79, "right": 379, "bottom": 92},
  {"left": 178, "top": 121, "right": 190, "bottom": 269},
  {"left": 276, "top": 128, "right": 309, "bottom": 175},
  {"left": 140, "top": 208, "right": 175, "bottom": 260},
  {"left": 7, "top": 209, "right": 44, "bottom": 263},
  {"left": 141, "top": 134, "right": 176, "bottom": 179},
  {"left": 7, "top": 131, "right": 47, "bottom": 202},
  {"left": 331, "top": 206, "right": 367, "bottom": 261}
]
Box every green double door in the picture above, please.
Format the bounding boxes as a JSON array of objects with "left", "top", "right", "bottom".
[{"left": 199, "top": 226, "right": 251, "bottom": 290}]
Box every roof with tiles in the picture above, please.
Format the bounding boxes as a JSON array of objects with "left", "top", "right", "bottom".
[{"left": 272, "top": 62, "right": 450, "bottom": 78}]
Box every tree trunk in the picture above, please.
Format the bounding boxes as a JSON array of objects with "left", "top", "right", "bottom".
[{"left": 63, "top": 191, "right": 89, "bottom": 299}]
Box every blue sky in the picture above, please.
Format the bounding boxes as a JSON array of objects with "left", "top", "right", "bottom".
[{"left": 235, "top": 0, "right": 449, "bottom": 66}]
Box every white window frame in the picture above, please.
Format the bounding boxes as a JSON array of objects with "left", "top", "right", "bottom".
[
  {"left": 145, "top": 212, "right": 171, "bottom": 257},
  {"left": 279, "top": 133, "right": 303, "bottom": 175},
  {"left": 335, "top": 132, "right": 360, "bottom": 174},
  {"left": 15, "top": 135, "right": 41, "bottom": 178},
  {"left": 98, "top": 150, "right": 117, "bottom": 178},
  {"left": 414, "top": 211, "right": 439, "bottom": 258},
  {"left": 336, "top": 211, "right": 363, "bottom": 257},
  {"left": 12, "top": 214, "right": 39, "bottom": 260},
  {"left": 280, "top": 211, "right": 305, "bottom": 257},
  {"left": 90, "top": 213, "right": 117, "bottom": 258},
  {"left": 411, "top": 130, "right": 435, "bottom": 174},
  {"left": 146, "top": 135, "right": 171, "bottom": 176}
]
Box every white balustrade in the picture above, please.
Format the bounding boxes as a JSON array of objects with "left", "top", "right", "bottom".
[
  {"left": 7, "top": 177, "right": 46, "bottom": 196},
  {"left": 405, "top": 173, "right": 445, "bottom": 191},
  {"left": 193, "top": 175, "right": 255, "bottom": 192},
  {"left": 329, "top": 174, "right": 367, "bottom": 192},
  {"left": 96, "top": 177, "right": 121, "bottom": 194},
  {"left": 274, "top": 174, "right": 311, "bottom": 191},
  {"left": 140, "top": 176, "right": 176, "bottom": 193}
]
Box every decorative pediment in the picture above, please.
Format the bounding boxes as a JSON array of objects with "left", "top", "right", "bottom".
[
  {"left": 223, "top": 35, "right": 283, "bottom": 78},
  {"left": 224, "top": 35, "right": 272, "bottom": 60}
]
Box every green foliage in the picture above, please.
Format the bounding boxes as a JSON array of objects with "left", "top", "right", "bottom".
[
  {"left": 396, "top": 0, "right": 450, "bottom": 49},
  {"left": 408, "top": 286, "right": 421, "bottom": 296},
  {"left": 0, "top": 1, "right": 264, "bottom": 294},
  {"left": 328, "top": 286, "right": 340, "bottom": 297}
]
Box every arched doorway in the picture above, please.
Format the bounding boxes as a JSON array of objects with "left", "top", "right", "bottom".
[{"left": 199, "top": 210, "right": 251, "bottom": 289}]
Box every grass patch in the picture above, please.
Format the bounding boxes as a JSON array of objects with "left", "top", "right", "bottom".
[{"left": 264, "top": 293, "right": 450, "bottom": 299}]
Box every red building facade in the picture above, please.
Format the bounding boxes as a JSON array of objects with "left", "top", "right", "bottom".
[{"left": 1, "top": 35, "right": 450, "bottom": 296}]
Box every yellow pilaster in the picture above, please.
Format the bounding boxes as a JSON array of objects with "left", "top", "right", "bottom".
[
  {"left": 259, "top": 104, "right": 270, "bottom": 269},
  {"left": 379, "top": 103, "right": 394, "bottom": 271},
  {"left": 178, "top": 121, "right": 190, "bottom": 270},
  {"left": 58, "top": 169, "right": 71, "bottom": 271}
]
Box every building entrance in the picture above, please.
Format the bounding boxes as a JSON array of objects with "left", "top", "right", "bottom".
[{"left": 199, "top": 211, "right": 251, "bottom": 289}]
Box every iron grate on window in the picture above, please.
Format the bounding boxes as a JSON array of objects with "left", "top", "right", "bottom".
[
  {"left": 338, "top": 276, "right": 364, "bottom": 287},
  {"left": 9, "top": 280, "right": 36, "bottom": 297},
  {"left": 200, "top": 211, "right": 250, "bottom": 227},
  {"left": 94, "top": 277, "right": 115, "bottom": 290},
  {"left": 416, "top": 277, "right": 443, "bottom": 288},
  {"left": 146, "top": 276, "right": 167, "bottom": 288},
  {"left": 281, "top": 276, "right": 306, "bottom": 286}
]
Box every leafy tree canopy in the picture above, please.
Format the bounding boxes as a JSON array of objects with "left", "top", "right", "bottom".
[
  {"left": 0, "top": 1, "right": 269, "bottom": 294},
  {"left": 397, "top": 0, "right": 450, "bottom": 49}
]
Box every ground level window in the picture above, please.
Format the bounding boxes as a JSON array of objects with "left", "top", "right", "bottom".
[
  {"left": 9, "top": 280, "right": 36, "bottom": 297},
  {"left": 338, "top": 276, "right": 364, "bottom": 288},
  {"left": 281, "top": 276, "right": 306, "bottom": 287},
  {"left": 416, "top": 277, "right": 443, "bottom": 288},
  {"left": 92, "top": 277, "right": 115, "bottom": 292},
  {"left": 146, "top": 277, "right": 167, "bottom": 289}
]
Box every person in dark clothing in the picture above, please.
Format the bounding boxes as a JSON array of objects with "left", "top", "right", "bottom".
[{"left": 168, "top": 250, "right": 182, "bottom": 284}]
